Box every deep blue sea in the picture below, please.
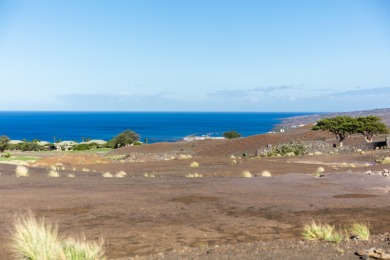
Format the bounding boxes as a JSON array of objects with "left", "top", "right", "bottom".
[{"left": 0, "top": 112, "right": 314, "bottom": 143}]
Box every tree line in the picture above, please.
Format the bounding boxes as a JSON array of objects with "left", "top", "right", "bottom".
[{"left": 312, "top": 115, "right": 388, "bottom": 147}]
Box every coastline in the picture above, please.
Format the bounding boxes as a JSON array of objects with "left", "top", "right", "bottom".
[{"left": 0, "top": 111, "right": 312, "bottom": 143}]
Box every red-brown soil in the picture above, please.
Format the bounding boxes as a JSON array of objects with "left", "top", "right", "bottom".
[{"left": 1, "top": 128, "right": 390, "bottom": 259}]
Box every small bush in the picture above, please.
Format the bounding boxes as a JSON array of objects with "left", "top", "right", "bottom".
[
  {"left": 241, "top": 171, "right": 252, "bottom": 178},
  {"left": 190, "top": 161, "right": 199, "bottom": 167},
  {"left": 48, "top": 170, "right": 60, "bottom": 178},
  {"left": 348, "top": 221, "right": 370, "bottom": 241},
  {"left": 302, "top": 221, "right": 340, "bottom": 243},
  {"left": 102, "top": 172, "right": 113, "bottom": 178},
  {"left": 260, "top": 171, "right": 272, "bottom": 177},
  {"left": 15, "top": 165, "right": 29, "bottom": 177},
  {"left": 11, "top": 212, "right": 63, "bottom": 259},
  {"left": 73, "top": 143, "right": 99, "bottom": 151},
  {"left": 185, "top": 173, "right": 203, "bottom": 178},
  {"left": 223, "top": 130, "right": 242, "bottom": 139},
  {"left": 115, "top": 171, "right": 127, "bottom": 178},
  {"left": 144, "top": 173, "right": 155, "bottom": 178},
  {"left": 267, "top": 141, "right": 307, "bottom": 157},
  {"left": 11, "top": 212, "right": 105, "bottom": 259},
  {"left": 62, "top": 237, "right": 105, "bottom": 260}
]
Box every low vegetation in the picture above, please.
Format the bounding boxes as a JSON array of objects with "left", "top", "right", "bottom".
[
  {"left": 106, "top": 129, "right": 139, "bottom": 148},
  {"left": 10, "top": 212, "right": 105, "bottom": 259},
  {"left": 115, "top": 171, "right": 127, "bottom": 178},
  {"left": 0, "top": 135, "right": 10, "bottom": 152},
  {"left": 15, "top": 165, "right": 29, "bottom": 177},
  {"left": 267, "top": 141, "right": 307, "bottom": 157},
  {"left": 302, "top": 221, "right": 343, "bottom": 243},
  {"left": 302, "top": 220, "right": 371, "bottom": 243},
  {"left": 102, "top": 172, "right": 113, "bottom": 178},
  {"left": 260, "top": 170, "right": 272, "bottom": 177},
  {"left": 348, "top": 221, "right": 371, "bottom": 241},
  {"left": 190, "top": 161, "right": 199, "bottom": 167},
  {"left": 241, "top": 170, "right": 252, "bottom": 178},
  {"left": 223, "top": 130, "right": 242, "bottom": 139},
  {"left": 48, "top": 170, "right": 60, "bottom": 178}
]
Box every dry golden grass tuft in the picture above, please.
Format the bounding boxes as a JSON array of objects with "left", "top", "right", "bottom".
[
  {"left": 10, "top": 211, "right": 105, "bottom": 259},
  {"left": 15, "top": 165, "right": 29, "bottom": 177},
  {"left": 82, "top": 168, "right": 90, "bottom": 172},
  {"left": 190, "top": 161, "right": 199, "bottom": 167},
  {"left": 48, "top": 170, "right": 60, "bottom": 178},
  {"left": 347, "top": 221, "right": 371, "bottom": 241},
  {"left": 260, "top": 170, "right": 272, "bottom": 177},
  {"left": 144, "top": 173, "right": 155, "bottom": 178},
  {"left": 115, "top": 171, "right": 127, "bottom": 178},
  {"left": 102, "top": 172, "right": 113, "bottom": 178},
  {"left": 67, "top": 173, "right": 75, "bottom": 178},
  {"left": 302, "top": 221, "right": 342, "bottom": 243},
  {"left": 316, "top": 167, "right": 325, "bottom": 173},
  {"left": 185, "top": 173, "right": 203, "bottom": 178},
  {"left": 241, "top": 171, "right": 252, "bottom": 178},
  {"left": 303, "top": 220, "right": 371, "bottom": 244}
]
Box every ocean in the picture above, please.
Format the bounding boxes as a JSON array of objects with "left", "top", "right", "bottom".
[{"left": 0, "top": 112, "right": 313, "bottom": 143}]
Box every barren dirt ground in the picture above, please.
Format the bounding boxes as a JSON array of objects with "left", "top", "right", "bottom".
[{"left": 1, "top": 128, "right": 390, "bottom": 259}]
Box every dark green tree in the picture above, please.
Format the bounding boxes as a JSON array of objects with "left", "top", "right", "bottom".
[
  {"left": 356, "top": 115, "right": 388, "bottom": 142},
  {"left": 0, "top": 135, "right": 10, "bottom": 152},
  {"left": 223, "top": 130, "right": 242, "bottom": 139},
  {"left": 312, "top": 116, "right": 358, "bottom": 147},
  {"left": 111, "top": 130, "right": 139, "bottom": 148}
]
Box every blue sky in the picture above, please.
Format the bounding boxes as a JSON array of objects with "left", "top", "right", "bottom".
[{"left": 0, "top": 0, "right": 389, "bottom": 112}]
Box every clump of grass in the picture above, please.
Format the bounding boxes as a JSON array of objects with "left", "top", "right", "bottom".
[
  {"left": 10, "top": 212, "right": 63, "bottom": 259},
  {"left": 179, "top": 154, "right": 192, "bottom": 160},
  {"left": 241, "top": 171, "right": 252, "bottom": 178},
  {"left": 303, "top": 220, "right": 371, "bottom": 243},
  {"left": 377, "top": 156, "right": 390, "bottom": 164},
  {"left": 144, "top": 173, "right": 155, "bottom": 178},
  {"left": 185, "top": 173, "right": 203, "bottom": 178},
  {"left": 102, "top": 172, "right": 113, "bottom": 178},
  {"left": 115, "top": 171, "right": 127, "bottom": 178},
  {"left": 50, "top": 165, "right": 57, "bottom": 171},
  {"left": 67, "top": 174, "right": 75, "bottom": 178},
  {"left": 230, "top": 155, "right": 236, "bottom": 159},
  {"left": 302, "top": 221, "right": 340, "bottom": 242},
  {"left": 231, "top": 159, "right": 237, "bottom": 165},
  {"left": 190, "top": 161, "right": 199, "bottom": 167},
  {"left": 316, "top": 167, "right": 325, "bottom": 173},
  {"left": 82, "top": 168, "right": 90, "bottom": 172},
  {"left": 15, "top": 165, "right": 29, "bottom": 177},
  {"left": 48, "top": 170, "right": 60, "bottom": 178},
  {"left": 10, "top": 212, "right": 105, "bottom": 259},
  {"left": 348, "top": 221, "right": 370, "bottom": 241},
  {"left": 260, "top": 170, "right": 272, "bottom": 177},
  {"left": 62, "top": 237, "right": 105, "bottom": 260}
]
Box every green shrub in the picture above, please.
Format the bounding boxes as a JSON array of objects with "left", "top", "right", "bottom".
[
  {"left": 0, "top": 135, "right": 10, "bottom": 152},
  {"left": 223, "top": 130, "right": 242, "bottom": 139},
  {"left": 267, "top": 141, "right": 307, "bottom": 157},
  {"left": 109, "top": 130, "right": 139, "bottom": 148},
  {"left": 9, "top": 142, "right": 44, "bottom": 151},
  {"left": 73, "top": 143, "right": 100, "bottom": 151}
]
